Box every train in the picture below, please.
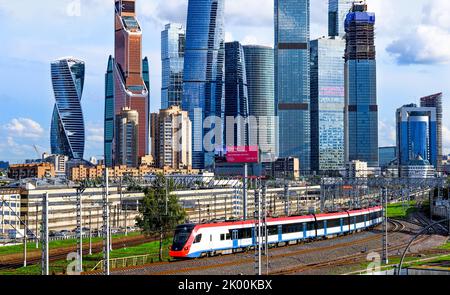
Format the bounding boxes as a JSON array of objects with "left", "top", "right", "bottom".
[{"left": 169, "top": 206, "right": 383, "bottom": 259}]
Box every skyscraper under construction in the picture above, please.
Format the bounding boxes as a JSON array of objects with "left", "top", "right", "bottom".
[
  {"left": 104, "top": 0, "right": 150, "bottom": 167},
  {"left": 344, "top": 1, "right": 379, "bottom": 167}
]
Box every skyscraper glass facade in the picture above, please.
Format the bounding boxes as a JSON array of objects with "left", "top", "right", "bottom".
[
  {"left": 50, "top": 58, "right": 85, "bottom": 160},
  {"left": 104, "top": 55, "right": 114, "bottom": 167},
  {"left": 225, "top": 41, "right": 249, "bottom": 147},
  {"left": 379, "top": 146, "right": 397, "bottom": 169},
  {"left": 344, "top": 4, "right": 379, "bottom": 167},
  {"left": 420, "top": 93, "right": 443, "bottom": 172},
  {"left": 275, "top": 0, "right": 311, "bottom": 172},
  {"left": 182, "top": 0, "right": 225, "bottom": 169},
  {"left": 310, "top": 38, "right": 345, "bottom": 172},
  {"left": 112, "top": 0, "right": 149, "bottom": 164},
  {"left": 161, "top": 23, "right": 185, "bottom": 109},
  {"left": 243, "top": 45, "right": 276, "bottom": 161},
  {"left": 396, "top": 104, "right": 438, "bottom": 168},
  {"left": 328, "top": 0, "right": 355, "bottom": 37}
]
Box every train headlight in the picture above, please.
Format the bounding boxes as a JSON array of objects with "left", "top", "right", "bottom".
[{"left": 184, "top": 247, "right": 189, "bottom": 251}]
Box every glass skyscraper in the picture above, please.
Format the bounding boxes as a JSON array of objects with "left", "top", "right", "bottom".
[
  {"left": 243, "top": 45, "right": 276, "bottom": 161},
  {"left": 182, "top": 0, "right": 225, "bottom": 169},
  {"left": 420, "top": 93, "right": 443, "bottom": 172},
  {"left": 396, "top": 104, "right": 438, "bottom": 168},
  {"left": 344, "top": 3, "right": 378, "bottom": 167},
  {"left": 225, "top": 41, "right": 249, "bottom": 147},
  {"left": 275, "top": 0, "right": 311, "bottom": 172},
  {"left": 329, "top": 0, "right": 355, "bottom": 37},
  {"left": 161, "top": 23, "right": 185, "bottom": 109},
  {"left": 104, "top": 55, "right": 114, "bottom": 167},
  {"left": 379, "top": 146, "right": 397, "bottom": 169},
  {"left": 310, "top": 38, "right": 346, "bottom": 173},
  {"left": 104, "top": 0, "right": 149, "bottom": 167},
  {"left": 50, "top": 57, "right": 85, "bottom": 160}
]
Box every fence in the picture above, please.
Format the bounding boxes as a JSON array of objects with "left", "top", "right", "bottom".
[{"left": 91, "top": 253, "right": 160, "bottom": 272}]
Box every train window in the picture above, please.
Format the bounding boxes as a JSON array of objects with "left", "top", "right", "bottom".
[
  {"left": 268, "top": 226, "right": 278, "bottom": 236},
  {"left": 343, "top": 218, "right": 349, "bottom": 226},
  {"left": 306, "top": 222, "right": 315, "bottom": 231},
  {"left": 327, "top": 219, "right": 341, "bottom": 228},
  {"left": 220, "top": 233, "right": 231, "bottom": 241},
  {"left": 193, "top": 234, "right": 202, "bottom": 244},
  {"left": 238, "top": 228, "right": 252, "bottom": 239},
  {"left": 316, "top": 221, "right": 324, "bottom": 230},
  {"left": 282, "top": 223, "right": 302, "bottom": 234},
  {"left": 355, "top": 215, "right": 365, "bottom": 223}
]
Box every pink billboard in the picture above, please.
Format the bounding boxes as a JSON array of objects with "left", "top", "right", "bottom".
[{"left": 226, "top": 146, "right": 259, "bottom": 163}]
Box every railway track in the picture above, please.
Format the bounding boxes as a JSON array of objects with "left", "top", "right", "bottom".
[
  {"left": 108, "top": 220, "right": 407, "bottom": 275},
  {"left": 0, "top": 234, "right": 157, "bottom": 270}
]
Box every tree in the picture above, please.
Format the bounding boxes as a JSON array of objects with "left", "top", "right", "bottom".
[{"left": 135, "top": 174, "right": 186, "bottom": 261}]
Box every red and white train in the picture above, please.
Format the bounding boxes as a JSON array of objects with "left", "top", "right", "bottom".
[{"left": 170, "top": 206, "right": 383, "bottom": 259}]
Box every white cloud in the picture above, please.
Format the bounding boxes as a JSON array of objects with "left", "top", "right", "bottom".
[
  {"left": 378, "top": 120, "right": 396, "bottom": 147},
  {"left": 443, "top": 125, "right": 450, "bottom": 155},
  {"left": 0, "top": 137, "right": 33, "bottom": 157},
  {"left": 86, "top": 122, "right": 103, "bottom": 144},
  {"left": 386, "top": 0, "right": 450, "bottom": 65},
  {"left": 3, "top": 118, "right": 44, "bottom": 139}
]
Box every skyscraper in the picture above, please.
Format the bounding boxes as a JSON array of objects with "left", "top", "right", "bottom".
[
  {"left": 161, "top": 23, "right": 185, "bottom": 109},
  {"left": 344, "top": 2, "right": 378, "bottom": 167},
  {"left": 420, "top": 93, "right": 443, "bottom": 172},
  {"left": 275, "top": 0, "right": 311, "bottom": 172},
  {"left": 105, "top": 0, "right": 150, "bottom": 167},
  {"left": 329, "top": 0, "right": 355, "bottom": 37},
  {"left": 310, "top": 38, "right": 346, "bottom": 173},
  {"left": 50, "top": 57, "right": 85, "bottom": 160},
  {"left": 225, "top": 41, "right": 249, "bottom": 147},
  {"left": 104, "top": 56, "right": 115, "bottom": 167},
  {"left": 243, "top": 45, "right": 276, "bottom": 161},
  {"left": 116, "top": 107, "right": 139, "bottom": 167},
  {"left": 396, "top": 104, "right": 438, "bottom": 169},
  {"left": 182, "top": 0, "right": 225, "bottom": 170}
]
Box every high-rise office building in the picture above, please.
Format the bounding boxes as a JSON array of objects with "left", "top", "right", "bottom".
[
  {"left": 329, "top": 0, "right": 355, "bottom": 37},
  {"left": 243, "top": 45, "right": 276, "bottom": 161},
  {"left": 225, "top": 41, "right": 249, "bottom": 147},
  {"left": 50, "top": 57, "right": 85, "bottom": 160},
  {"left": 310, "top": 37, "right": 346, "bottom": 172},
  {"left": 275, "top": 0, "right": 311, "bottom": 172},
  {"left": 420, "top": 93, "right": 443, "bottom": 172},
  {"left": 116, "top": 107, "right": 139, "bottom": 167},
  {"left": 161, "top": 23, "right": 185, "bottom": 109},
  {"left": 104, "top": 56, "right": 115, "bottom": 167},
  {"left": 105, "top": 0, "right": 150, "bottom": 166},
  {"left": 151, "top": 106, "right": 192, "bottom": 169},
  {"left": 182, "top": 0, "right": 225, "bottom": 169},
  {"left": 379, "top": 146, "right": 397, "bottom": 169},
  {"left": 344, "top": 2, "right": 378, "bottom": 167},
  {"left": 396, "top": 104, "right": 438, "bottom": 169}
]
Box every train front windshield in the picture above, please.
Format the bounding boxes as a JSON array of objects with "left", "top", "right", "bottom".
[{"left": 172, "top": 224, "right": 195, "bottom": 251}]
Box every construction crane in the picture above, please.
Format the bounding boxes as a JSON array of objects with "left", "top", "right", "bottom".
[{"left": 33, "top": 145, "right": 41, "bottom": 160}]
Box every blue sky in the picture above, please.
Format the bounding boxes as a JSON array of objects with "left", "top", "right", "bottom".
[{"left": 0, "top": 0, "right": 449, "bottom": 163}]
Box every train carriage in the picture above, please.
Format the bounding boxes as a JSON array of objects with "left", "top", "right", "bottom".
[{"left": 170, "top": 206, "right": 383, "bottom": 259}]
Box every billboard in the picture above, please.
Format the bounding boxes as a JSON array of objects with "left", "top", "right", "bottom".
[{"left": 226, "top": 146, "right": 259, "bottom": 163}]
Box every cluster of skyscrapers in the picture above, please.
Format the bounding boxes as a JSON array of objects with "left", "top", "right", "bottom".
[{"left": 46, "top": 0, "right": 443, "bottom": 176}]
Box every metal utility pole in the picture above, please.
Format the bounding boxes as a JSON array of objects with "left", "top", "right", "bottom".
[
  {"left": 262, "top": 181, "right": 269, "bottom": 275},
  {"left": 23, "top": 219, "right": 27, "bottom": 267},
  {"left": 1, "top": 195, "right": 5, "bottom": 235},
  {"left": 35, "top": 204, "right": 39, "bottom": 249},
  {"left": 103, "top": 168, "right": 110, "bottom": 275},
  {"left": 197, "top": 199, "right": 201, "bottom": 224},
  {"left": 76, "top": 186, "right": 85, "bottom": 273},
  {"left": 165, "top": 176, "right": 169, "bottom": 216},
  {"left": 124, "top": 204, "right": 128, "bottom": 237},
  {"left": 284, "top": 180, "right": 289, "bottom": 216},
  {"left": 41, "top": 193, "right": 49, "bottom": 275},
  {"left": 381, "top": 188, "right": 389, "bottom": 265},
  {"left": 254, "top": 179, "right": 262, "bottom": 275},
  {"left": 89, "top": 208, "right": 92, "bottom": 255},
  {"left": 243, "top": 163, "right": 248, "bottom": 220}
]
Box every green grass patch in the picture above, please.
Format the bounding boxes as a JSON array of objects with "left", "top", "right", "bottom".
[
  {"left": 438, "top": 241, "right": 450, "bottom": 251},
  {"left": 0, "top": 237, "right": 172, "bottom": 275},
  {"left": 387, "top": 201, "right": 418, "bottom": 219}
]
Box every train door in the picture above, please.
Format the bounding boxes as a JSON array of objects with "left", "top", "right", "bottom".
[
  {"left": 340, "top": 218, "right": 343, "bottom": 233},
  {"left": 324, "top": 220, "right": 327, "bottom": 236},
  {"left": 277, "top": 225, "right": 282, "bottom": 242},
  {"left": 302, "top": 223, "right": 307, "bottom": 239},
  {"left": 232, "top": 230, "right": 239, "bottom": 250}
]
